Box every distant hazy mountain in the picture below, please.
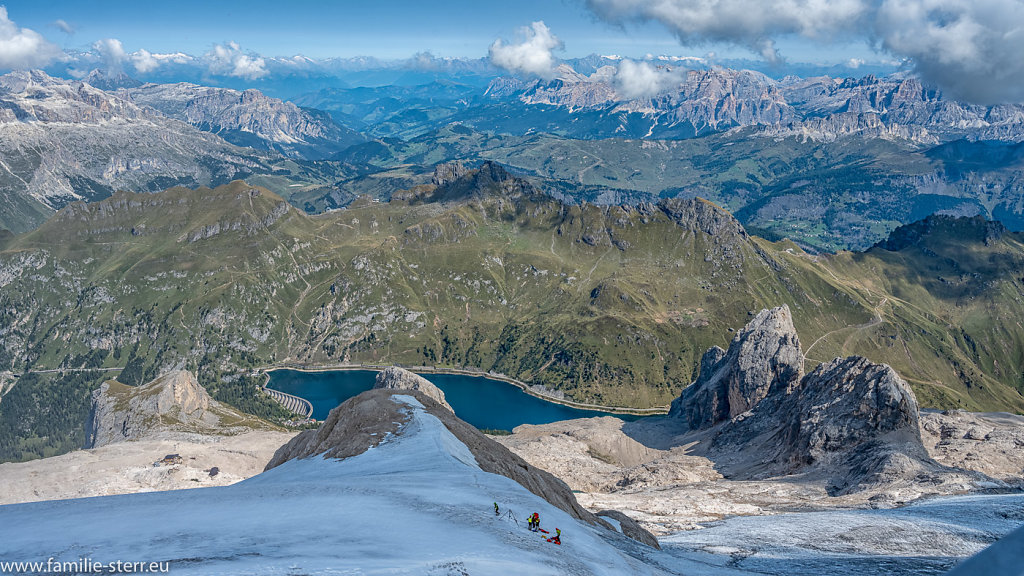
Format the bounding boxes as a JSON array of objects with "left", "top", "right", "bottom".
[
  {"left": 489, "top": 68, "right": 1024, "bottom": 143},
  {"left": 0, "top": 70, "right": 278, "bottom": 232},
  {"left": 126, "top": 82, "right": 366, "bottom": 159}
]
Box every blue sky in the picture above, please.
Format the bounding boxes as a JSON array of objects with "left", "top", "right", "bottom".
[
  {"left": 3, "top": 1, "right": 1022, "bottom": 104},
  {"left": 8, "top": 0, "right": 877, "bottom": 63}
]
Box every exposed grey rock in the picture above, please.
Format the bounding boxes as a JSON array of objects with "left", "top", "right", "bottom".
[
  {"left": 921, "top": 409, "right": 1024, "bottom": 482},
  {"left": 668, "top": 307, "right": 986, "bottom": 495},
  {"left": 596, "top": 509, "right": 661, "bottom": 550},
  {"left": 672, "top": 305, "right": 803, "bottom": 429},
  {"left": 85, "top": 370, "right": 262, "bottom": 448},
  {"left": 431, "top": 161, "right": 469, "bottom": 186},
  {"left": 490, "top": 67, "right": 1024, "bottom": 143},
  {"left": 789, "top": 357, "right": 921, "bottom": 467},
  {"left": 126, "top": 83, "right": 363, "bottom": 159},
  {"left": 373, "top": 367, "right": 452, "bottom": 412},
  {"left": 83, "top": 69, "right": 142, "bottom": 91},
  {"left": 0, "top": 70, "right": 270, "bottom": 233}
]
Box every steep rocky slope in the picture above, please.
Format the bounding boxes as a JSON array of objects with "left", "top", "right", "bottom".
[
  {"left": 126, "top": 83, "right": 364, "bottom": 159},
  {"left": 489, "top": 68, "right": 1024, "bottom": 143},
  {"left": 86, "top": 370, "right": 273, "bottom": 448},
  {"left": 671, "top": 306, "right": 951, "bottom": 494},
  {"left": 0, "top": 392, "right": 666, "bottom": 575}
]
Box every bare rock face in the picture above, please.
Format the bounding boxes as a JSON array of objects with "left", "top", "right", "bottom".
[
  {"left": 266, "top": 388, "right": 659, "bottom": 548},
  {"left": 921, "top": 409, "right": 1024, "bottom": 481},
  {"left": 670, "top": 307, "right": 971, "bottom": 495},
  {"left": 373, "top": 367, "right": 453, "bottom": 412},
  {"left": 431, "top": 161, "right": 469, "bottom": 186},
  {"left": 790, "top": 357, "right": 921, "bottom": 465},
  {"left": 86, "top": 371, "right": 261, "bottom": 448},
  {"left": 596, "top": 510, "right": 662, "bottom": 550},
  {"left": 671, "top": 306, "right": 803, "bottom": 428}
]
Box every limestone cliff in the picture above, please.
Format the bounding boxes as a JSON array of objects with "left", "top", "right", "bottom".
[
  {"left": 672, "top": 306, "right": 966, "bottom": 494},
  {"left": 670, "top": 305, "right": 803, "bottom": 428},
  {"left": 85, "top": 370, "right": 269, "bottom": 448}
]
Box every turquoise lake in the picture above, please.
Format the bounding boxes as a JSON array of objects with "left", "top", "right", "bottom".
[{"left": 267, "top": 369, "right": 645, "bottom": 430}]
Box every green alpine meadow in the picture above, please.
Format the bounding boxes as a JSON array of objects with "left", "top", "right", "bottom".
[{"left": 3, "top": 163, "right": 1023, "bottom": 460}]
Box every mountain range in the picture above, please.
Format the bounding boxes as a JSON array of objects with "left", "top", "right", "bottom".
[
  {"left": 3, "top": 164, "right": 1024, "bottom": 461},
  {"left": 5, "top": 65, "right": 1024, "bottom": 253}
]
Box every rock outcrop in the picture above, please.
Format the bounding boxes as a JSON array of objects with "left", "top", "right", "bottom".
[
  {"left": 85, "top": 370, "right": 266, "bottom": 448},
  {"left": 373, "top": 367, "right": 452, "bottom": 412},
  {"left": 430, "top": 161, "right": 469, "bottom": 186},
  {"left": 670, "top": 305, "right": 803, "bottom": 428},
  {"left": 266, "top": 388, "right": 659, "bottom": 548},
  {"left": 596, "top": 510, "right": 662, "bottom": 550},
  {"left": 672, "top": 306, "right": 959, "bottom": 494}
]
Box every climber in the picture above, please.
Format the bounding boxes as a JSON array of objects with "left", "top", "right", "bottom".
[
  {"left": 549, "top": 528, "right": 561, "bottom": 545},
  {"left": 527, "top": 514, "right": 535, "bottom": 531},
  {"left": 532, "top": 512, "right": 540, "bottom": 532},
  {"left": 494, "top": 502, "right": 500, "bottom": 516}
]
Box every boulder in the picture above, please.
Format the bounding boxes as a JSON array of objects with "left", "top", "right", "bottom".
[{"left": 373, "top": 367, "right": 453, "bottom": 412}]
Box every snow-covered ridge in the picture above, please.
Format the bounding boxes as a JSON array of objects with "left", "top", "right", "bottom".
[{"left": 0, "top": 392, "right": 662, "bottom": 575}]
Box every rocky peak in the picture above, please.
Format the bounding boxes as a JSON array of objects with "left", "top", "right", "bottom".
[
  {"left": 125, "top": 82, "right": 362, "bottom": 159},
  {"left": 873, "top": 214, "right": 1007, "bottom": 252},
  {"left": 656, "top": 198, "right": 748, "bottom": 239},
  {"left": 0, "top": 69, "right": 147, "bottom": 125},
  {"left": 85, "top": 370, "right": 263, "bottom": 449},
  {"left": 790, "top": 356, "right": 921, "bottom": 467},
  {"left": 670, "top": 305, "right": 803, "bottom": 429},
  {"left": 83, "top": 69, "right": 143, "bottom": 91},
  {"left": 427, "top": 161, "right": 539, "bottom": 204},
  {"left": 430, "top": 160, "right": 468, "bottom": 186},
  {"left": 373, "top": 367, "right": 452, "bottom": 412},
  {"left": 149, "top": 370, "right": 210, "bottom": 416},
  {"left": 672, "top": 307, "right": 945, "bottom": 494}
]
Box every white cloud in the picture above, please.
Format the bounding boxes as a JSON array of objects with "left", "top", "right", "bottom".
[
  {"left": 584, "top": 0, "right": 1024, "bottom": 104},
  {"left": 873, "top": 0, "right": 1024, "bottom": 104},
  {"left": 488, "top": 21, "right": 563, "bottom": 79},
  {"left": 93, "top": 38, "right": 127, "bottom": 73},
  {"left": 53, "top": 19, "right": 74, "bottom": 35},
  {"left": 150, "top": 52, "right": 192, "bottom": 65},
  {"left": 0, "top": 6, "right": 63, "bottom": 69},
  {"left": 205, "top": 41, "right": 269, "bottom": 80},
  {"left": 586, "top": 0, "right": 867, "bottom": 64},
  {"left": 131, "top": 49, "right": 159, "bottom": 73},
  {"left": 92, "top": 38, "right": 170, "bottom": 75},
  {"left": 614, "top": 59, "right": 683, "bottom": 98}
]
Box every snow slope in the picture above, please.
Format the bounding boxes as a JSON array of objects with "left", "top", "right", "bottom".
[
  {"left": 0, "top": 395, "right": 662, "bottom": 575},
  {"left": 659, "top": 493, "right": 1024, "bottom": 575}
]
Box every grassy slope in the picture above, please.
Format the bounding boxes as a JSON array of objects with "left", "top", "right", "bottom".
[{"left": 1, "top": 178, "right": 1022, "bottom": 421}]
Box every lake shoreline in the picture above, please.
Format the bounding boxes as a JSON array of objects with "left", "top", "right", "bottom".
[{"left": 259, "top": 363, "right": 670, "bottom": 417}]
